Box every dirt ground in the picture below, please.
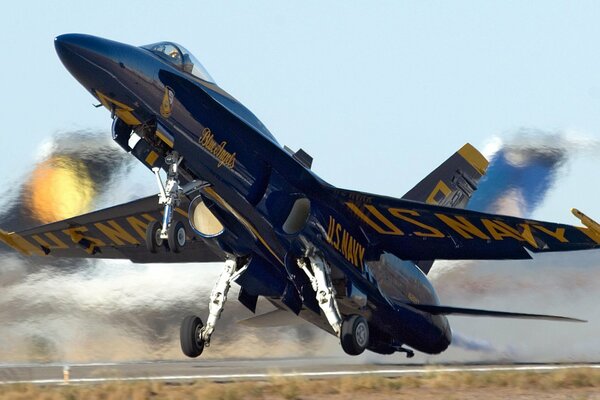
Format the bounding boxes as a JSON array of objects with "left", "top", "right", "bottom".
[
  {"left": 316, "top": 388, "right": 600, "bottom": 400},
  {"left": 1, "top": 368, "right": 600, "bottom": 399}
]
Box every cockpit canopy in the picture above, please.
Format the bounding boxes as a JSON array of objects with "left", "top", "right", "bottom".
[{"left": 141, "top": 41, "right": 215, "bottom": 83}]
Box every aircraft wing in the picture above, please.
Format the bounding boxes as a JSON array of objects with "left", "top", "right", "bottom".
[
  {"left": 331, "top": 188, "right": 600, "bottom": 261},
  {"left": 0, "top": 195, "right": 224, "bottom": 263}
]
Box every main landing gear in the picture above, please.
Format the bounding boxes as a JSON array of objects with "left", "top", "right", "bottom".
[
  {"left": 340, "top": 314, "right": 370, "bottom": 356},
  {"left": 146, "top": 151, "right": 187, "bottom": 253},
  {"left": 180, "top": 258, "right": 248, "bottom": 358},
  {"left": 298, "top": 256, "right": 370, "bottom": 356}
]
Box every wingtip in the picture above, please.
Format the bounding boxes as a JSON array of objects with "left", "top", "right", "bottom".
[
  {"left": 0, "top": 229, "right": 45, "bottom": 256},
  {"left": 555, "top": 313, "right": 587, "bottom": 323},
  {"left": 0, "top": 228, "right": 14, "bottom": 247},
  {"left": 570, "top": 317, "right": 588, "bottom": 323}
]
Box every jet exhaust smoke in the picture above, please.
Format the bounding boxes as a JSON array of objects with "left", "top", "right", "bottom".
[
  {"left": 450, "top": 332, "right": 495, "bottom": 353},
  {"left": 2, "top": 130, "right": 134, "bottom": 232},
  {"left": 469, "top": 128, "right": 600, "bottom": 216}
]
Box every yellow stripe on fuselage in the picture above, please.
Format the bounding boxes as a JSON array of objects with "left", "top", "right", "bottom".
[
  {"left": 204, "top": 187, "right": 284, "bottom": 265},
  {"left": 156, "top": 130, "right": 174, "bottom": 148}
]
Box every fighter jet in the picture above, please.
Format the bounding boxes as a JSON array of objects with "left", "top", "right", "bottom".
[{"left": 2, "top": 34, "right": 599, "bottom": 358}]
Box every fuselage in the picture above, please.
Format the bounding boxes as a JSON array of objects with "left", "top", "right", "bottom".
[{"left": 54, "top": 33, "right": 451, "bottom": 355}]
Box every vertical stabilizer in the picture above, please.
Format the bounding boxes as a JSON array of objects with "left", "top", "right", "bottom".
[{"left": 402, "top": 143, "right": 489, "bottom": 273}]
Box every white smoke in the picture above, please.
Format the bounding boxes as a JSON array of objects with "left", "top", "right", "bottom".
[
  {"left": 430, "top": 253, "right": 600, "bottom": 362},
  {"left": 450, "top": 332, "right": 495, "bottom": 353},
  {"left": 430, "top": 131, "right": 600, "bottom": 362},
  {"left": 0, "top": 253, "right": 334, "bottom": 363}
]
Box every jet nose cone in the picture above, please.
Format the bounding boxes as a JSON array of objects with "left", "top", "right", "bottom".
[
  {"left": 55, "top": 34, "right": 97, "bottom": 87},
  {"left": 54, "top": 33, "right": 77, "bottom": 51},
  {"left": 54, "top": 34, "right": 119, "bottom": 91},
  {"left": 55, "top": 33, "right": 81, "bottom": 52},
  {"left": 54, "top": 33, "right": 103, "bottom": 61},
  {"left": 54, "top": 34, "right": 76, "bottom": 62}
]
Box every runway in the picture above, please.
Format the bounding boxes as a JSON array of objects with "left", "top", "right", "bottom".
[{"left": 0, "top": 358, "right": 599, "bottom": 385}]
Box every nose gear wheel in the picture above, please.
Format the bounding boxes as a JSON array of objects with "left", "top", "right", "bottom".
[
  {"left": 145, "top": 220, "right": 164, "bottom": 253},
  {"left": 168, "top": 220, "right": 186, "bottom": 253}
]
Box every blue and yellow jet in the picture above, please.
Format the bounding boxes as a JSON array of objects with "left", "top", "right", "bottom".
[{"left": 2, "top": 34, "right": 599, "bottom": 358}]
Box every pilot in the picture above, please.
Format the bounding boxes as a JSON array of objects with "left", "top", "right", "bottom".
[{"left": 168, "top": 49, "right": 181, "bottom": 61}]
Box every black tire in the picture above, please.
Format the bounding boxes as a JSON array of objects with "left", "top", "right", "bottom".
[
  {"left": 168, "top": 220, "right": 186, "bottom": 253},
  {"left": 340, "top": 315, "right": 369, "bottom": 356},
  {"left": 145, "top": 220, "right": 163, "bottom": 253},
  {"left": 180, "top": 315, "right": 205, "bottom": 358}
]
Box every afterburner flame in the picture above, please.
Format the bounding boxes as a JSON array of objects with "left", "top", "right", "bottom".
[{"left": 25, "top": 156, "right": 95, "bottom": 223}]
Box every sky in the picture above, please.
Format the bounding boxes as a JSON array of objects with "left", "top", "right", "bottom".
[
  {"left": 1, "top": 1, "right": 600, "bottom": 363},
  {"left": 2, "top": 1, "right": 600, "bottom": 224}
]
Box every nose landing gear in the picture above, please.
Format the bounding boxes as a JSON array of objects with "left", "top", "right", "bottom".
[
  {"left": 145, "top": 220, "right": 164, "bottom": 253},
  {"left": 167, "top": 220, "right": 186, "bottom": 253},
  {"left": 146, "top": 151, "right": 187, "bottom": 253},
  {"left": 298, "top": 256, "right": 370, "bottom": 356}
]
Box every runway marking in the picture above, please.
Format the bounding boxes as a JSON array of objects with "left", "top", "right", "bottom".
[
  {"left": 1, "top": 364, "right": 599, "bottom": 385},
  {"left": 0, "top": 362, "right": 125, "bottom": 368}
]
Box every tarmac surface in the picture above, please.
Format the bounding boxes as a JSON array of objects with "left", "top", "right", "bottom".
[{"left": 0, "top": 358, "right": 599, "bottom": 385}]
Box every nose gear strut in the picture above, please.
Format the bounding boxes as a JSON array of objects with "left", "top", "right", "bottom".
[
  {"left": 152, "top": 151, "right": 183, "bottom": 240},
  {"left": 146, "top": 151, "right": 188, "bottom": 253}
]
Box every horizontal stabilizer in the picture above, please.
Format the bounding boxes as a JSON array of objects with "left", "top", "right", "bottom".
[
  {"left": 237, "top": 309, "right": 306, "bottom": 327},
  {"left": 407, "top": 303, "right": 586, "bottom": 322}
]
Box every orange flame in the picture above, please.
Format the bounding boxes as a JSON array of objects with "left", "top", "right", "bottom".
[{"left": 25, "top": 156, "right": 96, "bottom": 224}]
